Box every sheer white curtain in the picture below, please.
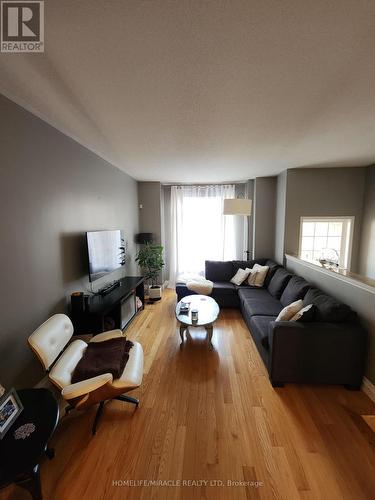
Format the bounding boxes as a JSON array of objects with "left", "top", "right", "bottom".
[{"left": 168, "top": 185, "right": 236, "bottom": 287}]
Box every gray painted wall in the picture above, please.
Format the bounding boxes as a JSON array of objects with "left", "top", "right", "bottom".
[
  {"left": 253, "top": 177, "right": 277, "bottom": 259},
  {"left": 359, "top": 166, "right": 375, "bottom": 279},
  {"left": 284, "top": 167, "right": 366, "bottom": 272},
  {"left": 0, "top": 95, "right": 139, "bottom": 388},
  {"left": 286, "top": 256, "right": 375, "bottom": 385},
  {"left": 137, "top": 182, "right": 162, "bottom": 245},
  {"left": 274, "top": 171, "right": 287, "bottom": 264}
]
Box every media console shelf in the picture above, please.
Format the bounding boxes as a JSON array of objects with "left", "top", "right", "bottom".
[{"left": 71, "top": 276, "right": 145, "bottom": 335}]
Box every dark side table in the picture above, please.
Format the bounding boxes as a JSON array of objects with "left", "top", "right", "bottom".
[{"left": 0, "top": 388, "right": 59, "bottom": 500}]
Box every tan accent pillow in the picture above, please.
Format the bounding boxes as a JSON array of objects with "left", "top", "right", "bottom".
[
  {"left": 247, "top": 264, "right": 269, "bottom": 287},
  {"left": 230, "top": 268, "right": 251, "bottom": 285},
  {"left": 290, "top": 304, "right": 314, "bottom": 322},
  {"left": 247, "top": 268, "right": 258, "bottom": 285},
  {"left": 276, "top": 299, "right": 304, "bottom": 322}
]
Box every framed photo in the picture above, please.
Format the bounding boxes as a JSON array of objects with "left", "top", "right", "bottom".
[{"left": 0, "top": 388, "right": 23, "bottom": 440}]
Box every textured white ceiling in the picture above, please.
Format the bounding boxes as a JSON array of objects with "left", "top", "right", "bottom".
[{"left": 1, "top": 0, "right": 375, "bottom": 182}]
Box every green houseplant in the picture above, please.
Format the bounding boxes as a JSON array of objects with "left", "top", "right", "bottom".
[{"left": 135, "top": 243, "right": 164, "bottom": 300}]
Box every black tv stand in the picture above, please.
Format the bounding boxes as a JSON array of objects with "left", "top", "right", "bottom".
[
  {"left": 97, "top": 280, "right": 120, "bottom": 296},
  {"left": 70, "top": 276, "right": 145, "bottom": 335}
]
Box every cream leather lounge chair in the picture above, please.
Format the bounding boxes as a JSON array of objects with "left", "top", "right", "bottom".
[{"left": 28, "top": 314, "right": 143, "bottom": 434}]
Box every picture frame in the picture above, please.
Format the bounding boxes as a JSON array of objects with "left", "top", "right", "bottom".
[{"left": 0, "top": 388, "right": 23, "bottom": 440}]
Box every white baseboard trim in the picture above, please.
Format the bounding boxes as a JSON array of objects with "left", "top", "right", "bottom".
[{"left": 362, "top": 377, "right": 375, "bottom": 403}]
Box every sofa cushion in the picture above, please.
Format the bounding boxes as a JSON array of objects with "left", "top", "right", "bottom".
[
  {"left": 212, "top": 281, "right": 237, "bottom": 296},
  {"left": 242, "top": 297, "right": 283, "bottom": 318},
  {"left": 249, "top": 316, "right": 277, "bottom": 350},
  {"left": 234, "top": 283, "right": 258, "bottom": 291},
  {"left": 280, "top": 276, "right": 310, "bottom": 307},
  {"left": 267, "top": 268, "right": 293, "bottom": 299},
  {"left": 303, "top": 288, "right": 353, "bottom": 322},
  {"left": 264, "top": 260, "right": 282, "bottom": 287},
  {"left": 238, "top": 287, "right": 274, "bottom": 302},
  {"left": 205, "top": 261, "right": 233, "bottom": 282}
]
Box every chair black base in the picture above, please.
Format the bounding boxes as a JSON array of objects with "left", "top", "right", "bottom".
[
  {"left": 92, "top": 395, "right": 139, "bottom": 435},
  {"left": 114, "top": 394, "right": 140, "bottom": 406}
]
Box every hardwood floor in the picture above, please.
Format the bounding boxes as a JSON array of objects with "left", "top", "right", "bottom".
[{"left": 2, "top": 289, "right": 375, "bottom": 499}]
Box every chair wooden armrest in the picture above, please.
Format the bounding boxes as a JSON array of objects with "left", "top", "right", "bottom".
[
  {"left": 62, "top": 374, "right": 113, "bottom": 400},
  {"left": 89, "top": 330, "right": 124, "bottom": 343}
]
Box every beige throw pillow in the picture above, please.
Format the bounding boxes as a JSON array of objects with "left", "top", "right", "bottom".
[
  {"left": 276, "top": 299, "right": 304, "bottom": 322},
  {"left": 247, "top": 268, "right": 258, "bottom": 286},
  {"left": 247, "top": 264, "right": 269, "bottom": 287},
  {"left": 230, "top": 268, "right": 251, "bottom": 285},
  {"left": 290, "top": 304, "right": 314, "bottom": 322}
]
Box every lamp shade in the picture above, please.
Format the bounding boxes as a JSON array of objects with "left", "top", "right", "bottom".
[
  {"left": 223, "top": 198, "right": 252, "bottom": 216},
  {"left": 135, "top": 233, "right": 154, "bottom": 244}
]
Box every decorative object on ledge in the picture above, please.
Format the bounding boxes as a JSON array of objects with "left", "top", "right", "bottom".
[
  {"left": 0, "top": 388, "right": 23, "bottom": 440},
  {"left": 223, "top": 198, "right": 252, "bottom": 216},
  {"left": 285, "top": 254, "right": 375, "bottom": 294},
  {"left": 319, "top": 248, "right": 339, "bottom": 270}
]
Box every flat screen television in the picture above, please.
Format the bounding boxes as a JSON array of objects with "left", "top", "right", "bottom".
[{"left": 86, "top": 230, "right": 124, "bottom": 282}]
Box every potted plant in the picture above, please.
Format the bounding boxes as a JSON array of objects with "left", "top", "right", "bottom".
[{"left": 135, "top": 243, "right": 164, "bottom": 301}]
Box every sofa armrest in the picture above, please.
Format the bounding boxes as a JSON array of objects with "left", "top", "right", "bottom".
[
  {"left": 268, "top": 321, "right": 367, "bottom": 386},
  {"left": 61, "top": 373, "right": 113, "bottom": 400},
  {"left": 89, "top": 330, "right": 124, "bottom": 343}
]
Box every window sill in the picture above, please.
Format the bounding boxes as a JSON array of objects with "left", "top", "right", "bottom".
[{"left": 285, "top": 254, "right": 375, "bottom": 295}]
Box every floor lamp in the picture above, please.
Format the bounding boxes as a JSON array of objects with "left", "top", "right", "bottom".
[{"left": 223, "top": 198, "right": 252, "bottom": 259}]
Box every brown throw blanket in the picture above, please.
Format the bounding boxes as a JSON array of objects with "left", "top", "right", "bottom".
[{"left": 71, "top": 337, "right": 134, "bottom": 384}]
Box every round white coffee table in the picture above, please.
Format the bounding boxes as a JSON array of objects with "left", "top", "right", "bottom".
[{"left": 175, "top": 295, "right": 220, "bottom": 349}]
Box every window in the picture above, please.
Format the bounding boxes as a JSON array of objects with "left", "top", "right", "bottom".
[
  {"left": 179, "top": 194, "right": 236, "bottom": 275},
  {"left": 168, "top": 184, "right": 240, "bottom": 286},
  {"left": 299, "top": 217, "right": 354, "bottom": 268}
]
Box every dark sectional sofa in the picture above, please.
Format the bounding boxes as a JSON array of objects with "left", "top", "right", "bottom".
[{"left": 176, "top": 259, "right": 367, "bottom": 389}]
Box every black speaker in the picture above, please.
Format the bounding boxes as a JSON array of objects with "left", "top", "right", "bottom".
[
  {"left": 71, "top": 292, "right": 85, "bottom": 314},
  {"left": 135, "top": 233, "right": 154, "bottom": 244}
]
